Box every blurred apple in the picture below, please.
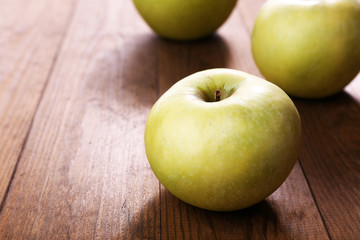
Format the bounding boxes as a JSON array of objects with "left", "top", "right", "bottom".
[
  {"left": 132, "top": 0, "right": 238, "bottom": 41},
  {"left": 252, "top": 0, "right": 360, "bottom": 98},
  {"left": 144, "top": 69, "right": 302, "bottom": 211}
]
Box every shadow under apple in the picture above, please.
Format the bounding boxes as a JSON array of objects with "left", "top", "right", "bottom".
[
  {"left": 120, "top": 32, "right": 231, "bottom": 107},
  {"left": 78, "top": 32, "right": 231, "bottom": 116},
  {"left": 119, "top": 185, "right": 294, "bottom": 240}
]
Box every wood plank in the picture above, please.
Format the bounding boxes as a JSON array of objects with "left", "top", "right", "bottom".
[
  {"left": 0, "top": 0, "right": 160, "bottom": 239},
  {"left": 295, "top": 85, "right": 360, "bottom": 239},
  {"left": 0, "top": 0, "right": 76, "bottom": 207}
]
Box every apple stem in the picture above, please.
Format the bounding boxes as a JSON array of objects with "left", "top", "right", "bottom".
[{"left": 215, "top": 90, "right": 221, "bottom": 102}]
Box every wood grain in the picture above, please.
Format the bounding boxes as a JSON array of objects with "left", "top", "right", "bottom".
[
  {"left": 295, "top": 90, "right": 360, "bottom": 240},
  {"left": 0, "top": 0, "right": 159, "bottom": 239},
  {"left": 0, "top": 0, "right": 76, "bottom": 207},
  {"left": 0, "top": 0, "right": 359, "bottom": 239}
]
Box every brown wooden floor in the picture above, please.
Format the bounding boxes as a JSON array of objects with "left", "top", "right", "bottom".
[{"left": 0, "top": 0, "right": 359, "bottom": 239}]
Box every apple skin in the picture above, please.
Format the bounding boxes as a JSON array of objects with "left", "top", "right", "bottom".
[
  {"left": 251, "top": 0, "right": 360, "bottom": 98},
  {"left": 144, "top": 69, "right": 302, "bottom": 211},
  {"left": 132, "top": 0, "right": 238, "bottom": 41}
]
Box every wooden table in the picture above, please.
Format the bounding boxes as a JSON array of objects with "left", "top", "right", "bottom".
[{"left": 1, "top": 0, "right": 359, "bottom": 239}]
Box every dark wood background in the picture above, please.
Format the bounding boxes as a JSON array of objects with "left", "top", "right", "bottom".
[{"left": 0, "top": 0, "right": 359, "bottom": 239}]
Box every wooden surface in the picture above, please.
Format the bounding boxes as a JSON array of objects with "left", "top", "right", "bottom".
[{"left": 0, "top": 0, "right": 359, "bottom": 239}]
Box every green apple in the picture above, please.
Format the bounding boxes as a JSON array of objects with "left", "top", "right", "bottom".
[
  {"left": 251, "top": 0, "right": 360, "bottom": 98},
  {"left": 132, "top": 0, "right": 238, "bottom": 41},
  {"left": 144, "top": 69, "right": 301, "bottom": 211}
]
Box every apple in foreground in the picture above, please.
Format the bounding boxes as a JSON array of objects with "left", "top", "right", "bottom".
[
  {"left": 251, "top": 0, "right": 360, "bottom": 98},
  {"left": 144, "top": 69, "right": 302, "bottom": 211},
  {"left": 132, "top": 0, "right": 238, "bottom": 41}
]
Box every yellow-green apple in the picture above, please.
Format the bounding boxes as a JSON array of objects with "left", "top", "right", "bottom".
[
  {"left": 144, "top": 69, "right": 302, "bottom": 211},
  {"left": 251, "top": 0, "right": 360, "bottom": 98},
  {"left": 132, "top": 0, "right": 238, "bottom": 41}
]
